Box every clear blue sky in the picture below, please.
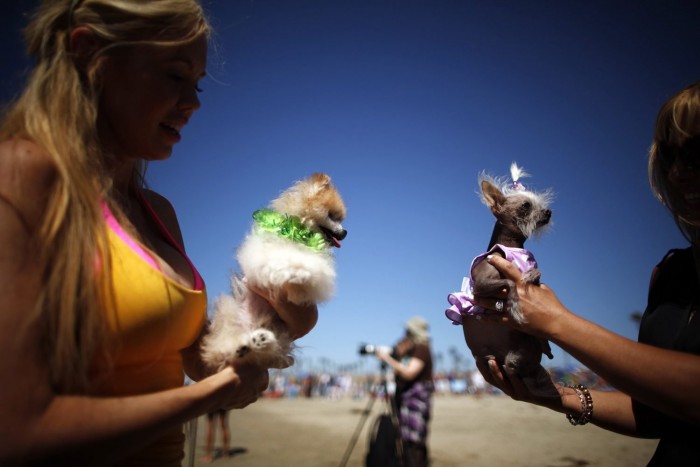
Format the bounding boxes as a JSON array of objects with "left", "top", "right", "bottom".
[{"left": 2, "top": 1, "right": 699, "bottom": 375}]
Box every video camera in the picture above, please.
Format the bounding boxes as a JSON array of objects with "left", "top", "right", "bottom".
[{"left": 358, "top": 343, "right": 396, "bottom": 357}]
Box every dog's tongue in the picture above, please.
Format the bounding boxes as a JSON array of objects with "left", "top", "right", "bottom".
[{"left": 320, "top": 226, "right": 342, "bottom": 248}]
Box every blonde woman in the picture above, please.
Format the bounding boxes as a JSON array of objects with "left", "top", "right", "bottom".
[
  {"left": 474, "top": 82, "right": 700, "bottom": 467},
  {"left": 0, "top": 1, "right": 317, "bottom": 465}
]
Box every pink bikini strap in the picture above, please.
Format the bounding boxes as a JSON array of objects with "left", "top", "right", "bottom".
[{"left": 101, "top": 200, "right": 160, "bottom": 270}]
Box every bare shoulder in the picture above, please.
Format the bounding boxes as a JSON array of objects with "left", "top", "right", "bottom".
[
  {"left": 0, "top": 138, "right": 56, "bottom": 181},
  {"left": 141, "top": 188, "right": 185, "bottom": 248},
  {"left": 0, "top": 138, "right": 58, "bottom": 230}
]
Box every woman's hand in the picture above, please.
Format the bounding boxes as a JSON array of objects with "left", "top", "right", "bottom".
[
  {"left": 269, "top": 293, "right": 318, "bottom": 340},
  {"left": 472, "top": 255, "right": 570, "bottom": 340},
  {"left": 479, "top": 357, "right": 527, "bottom": 400},
  {"left": 375, "top": 349, "right": 391, "bottom": 365},
  {"left": 205, "top": 362, "right": 270, "bottom": 411},
  {"left": 246, "top": 282, "right": 318, "bottom": 340},
  {"left": 479, "top": 357, "right": 564, "bottom": 410}
]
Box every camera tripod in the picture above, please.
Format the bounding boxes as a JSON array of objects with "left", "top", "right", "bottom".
[{"left": 338, "top": 362, "right": 406, "bottom": 467}]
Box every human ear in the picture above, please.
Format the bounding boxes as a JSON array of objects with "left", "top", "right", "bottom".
[{"left": 69, "top": 26, "right": 102, "bottom": 71}]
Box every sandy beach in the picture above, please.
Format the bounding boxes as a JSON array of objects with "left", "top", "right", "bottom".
[{"left": 183, "top": 394, "right": 657, "bottom": 467}]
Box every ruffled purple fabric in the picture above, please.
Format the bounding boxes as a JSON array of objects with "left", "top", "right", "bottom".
[{"left": 445, "top": 244, "right": 537, "bottom": 325}]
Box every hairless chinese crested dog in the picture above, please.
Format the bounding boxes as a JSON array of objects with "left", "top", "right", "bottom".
[{"left": 446, "top": 163, "right": 557, "bottom": 396}]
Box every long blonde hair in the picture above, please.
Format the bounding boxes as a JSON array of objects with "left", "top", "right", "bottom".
[
  {"left": 648, "top": 81, "right": 700, "bottom": 246},
  {"left": 0, "top": 0, "right": 210, "bottom": 392}
]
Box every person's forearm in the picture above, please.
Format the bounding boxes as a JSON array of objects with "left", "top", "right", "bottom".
[
  {"left": 554, "top": 387, "right": 653, "bottom": 437},
  {"left": 7, "top": 372, "right": 232, "bottom": 466},
  {"left": 587, "top": 389, "right": 660, "bottom": 437},
  {"left": 382, "top": 355, "right": 402, "bottom": 376},
  {"left": 380, "top": 355, "right": 423, "bottom": 381},
  {"left": 547, "top": 311, "right": 700, "bottom": 424}
]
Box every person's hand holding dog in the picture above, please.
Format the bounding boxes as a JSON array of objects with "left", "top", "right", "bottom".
[
  {"left": 472, "top": 254, "right": 574, "bottom": 410},
  {"left": 247, "top": 282, "right": 319, "bottom": 340},
  {"left": 480, "top": 357, "right": 568, "bottom": 409},
  {"left": 472, "top": 255, "right": 572, "bottom": 340},
  {"left": 200, "top": 363, "right": 270, "bottom": 411}
]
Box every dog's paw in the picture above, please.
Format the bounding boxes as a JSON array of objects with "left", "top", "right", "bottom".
[
  {"left": 250, "top": 328, "right": 276, "bottom": 350},
  {"left": 235, "top": 345, "right": 251, "bottom": 358},
  {"left": 234, "top": 329, "right": 275, "bottom": 359},
  {"left": 235, "top": 328, "right": 277, "bottom": 359},
  {"left": 271, "top": 266, "right": 312, "bottom": 286},
  {"left": 284, "top": 283, "right": 317, "bottom": 305}
]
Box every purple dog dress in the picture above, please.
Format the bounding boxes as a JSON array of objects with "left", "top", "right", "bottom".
[{"left": 445, "top": 244, "right": 537, "bottom": 325}]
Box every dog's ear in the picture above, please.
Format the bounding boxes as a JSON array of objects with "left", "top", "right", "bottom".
[
  {"left": 310, "top": 173, "right": 331, "bottom": 188},
  {"left": 480, "top": 180, "right": 506, "bottom": 213}
]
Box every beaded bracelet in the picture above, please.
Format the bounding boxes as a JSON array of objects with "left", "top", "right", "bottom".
[{"left": 565, "top": 384, "right": 593, "bottom": 426}]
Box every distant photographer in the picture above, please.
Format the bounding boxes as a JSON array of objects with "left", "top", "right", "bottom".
[{"left": 375, "top": 316, "right": 434, "bottom": 467}]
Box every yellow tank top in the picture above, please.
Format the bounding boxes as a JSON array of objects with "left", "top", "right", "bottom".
[{"left": 91, "top": 200, "right": 207, "bottom": 466}]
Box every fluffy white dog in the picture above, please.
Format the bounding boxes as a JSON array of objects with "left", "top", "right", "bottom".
[{"left": 202, "top": 173, "right": 347, "bottom": 369}]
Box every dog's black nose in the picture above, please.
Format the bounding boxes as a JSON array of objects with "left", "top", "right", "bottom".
[
  {"left": 336, "top": 229, "right": 348, "bottom": 241},
  {"left": 541, "top": 210, "right": 552, "bottom": 223}
]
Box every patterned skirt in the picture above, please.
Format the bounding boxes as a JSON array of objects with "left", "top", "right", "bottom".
[{"left": 399, "top": 381, "right": 433, "bottom": 445}]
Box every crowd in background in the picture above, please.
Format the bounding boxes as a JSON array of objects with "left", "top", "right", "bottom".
[{"left": 261, "top": 365, "right": 609, "bottom": 400}]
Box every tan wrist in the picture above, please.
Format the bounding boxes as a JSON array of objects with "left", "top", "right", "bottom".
[
  {"left": 546, "top": 306, "right": 574, "bottom": 342},
  {"left": 563, "top": 384, "right": 593, "bottom": 426},
  {"left": 195, "top": 368, "right": 240, "bottom": 415}
]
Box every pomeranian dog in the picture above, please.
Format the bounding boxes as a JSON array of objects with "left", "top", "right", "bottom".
[
  {"left": 202, "top": 173, "right": 347, "bottom": 370},
  {"left": 446, "top": 163, "right": 557, "bottom": 396}
]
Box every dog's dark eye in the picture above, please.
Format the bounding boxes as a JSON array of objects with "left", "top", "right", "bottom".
[
  {"left": 329, "top": 211, "right": 341, "bottom": 222},
  {"left": 519, "top": 202, "right": 532, "bottom": 213}
]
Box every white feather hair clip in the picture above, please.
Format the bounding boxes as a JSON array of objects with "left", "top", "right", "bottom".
[{"left": 510, "top": 162, "right": 529, "bottom": 191}]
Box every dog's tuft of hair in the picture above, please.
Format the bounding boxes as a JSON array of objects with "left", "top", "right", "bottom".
[
  {"left": 201, "top": 173, "right": 347, "bottom": 371},
  {"left": 509, "top": 161, "right": 529, "bottom": 183}
]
